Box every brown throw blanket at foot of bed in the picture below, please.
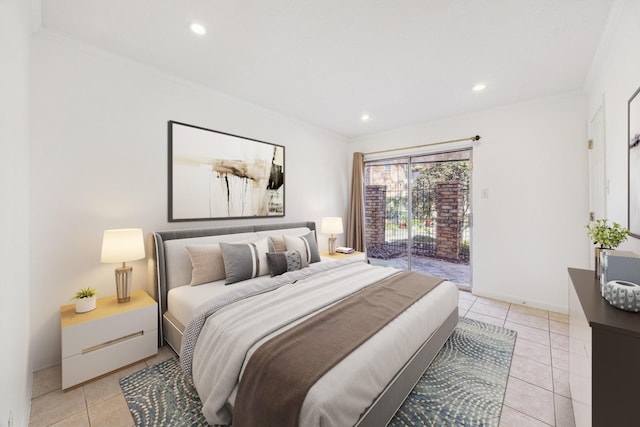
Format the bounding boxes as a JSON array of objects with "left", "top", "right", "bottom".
[{"left": 232, "top": 271, "right": 444, "bottom": 427}]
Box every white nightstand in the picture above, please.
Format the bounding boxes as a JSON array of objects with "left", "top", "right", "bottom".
[
  {"left": 320, "top": 250, "right": 367, "bottom": 262},
  {"left": 60, "top": 289, "right": 158, "bottom": 390}
]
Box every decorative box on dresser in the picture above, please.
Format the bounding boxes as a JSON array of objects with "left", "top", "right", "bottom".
[
  {"left": 568, "top": 268, "right": 640, "bottom": 427},
  {"left": 60, "top": 289, "right": 158, "bottom": 390}
]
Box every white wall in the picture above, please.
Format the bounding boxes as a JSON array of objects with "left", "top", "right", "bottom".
[
  {"left": 30, "top": 32, "right": 348, "bottom": 370},
  {"left": 1, "top": 0, "right": 32, "bottom": 425},
  {"left": 585, "top": 0, "right": 640, "bottom": 254},
  {"left": 348, "top": 93, "right": 589, "bottom": 312}
]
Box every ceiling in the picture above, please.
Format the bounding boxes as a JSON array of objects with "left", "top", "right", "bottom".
[{"left": 39, "top": 0, "right": 615, "bottom": 138}]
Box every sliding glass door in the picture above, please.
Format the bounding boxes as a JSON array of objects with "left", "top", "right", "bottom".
[{"left": 364, "top": 149, "right": 472, "bottom": 288}]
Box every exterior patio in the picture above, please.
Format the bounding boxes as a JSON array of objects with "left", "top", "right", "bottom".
[{"left": 369, "top": 254, "right": 471, "bottom": 290}]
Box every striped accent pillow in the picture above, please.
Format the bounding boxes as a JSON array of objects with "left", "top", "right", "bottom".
[
  {"left": 283, "top": 232, "right": 321, "bottom": 264},
  {"left": 219, "top": 237, "right": 270, "bottom": 285}
]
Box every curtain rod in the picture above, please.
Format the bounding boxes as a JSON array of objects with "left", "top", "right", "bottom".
[{"left": 363, "top": 135, "right": 481, "bottom": 156}]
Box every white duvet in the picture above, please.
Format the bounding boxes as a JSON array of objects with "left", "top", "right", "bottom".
[{"left": 183, "top": 260, "right": 458, "bottom": 426}]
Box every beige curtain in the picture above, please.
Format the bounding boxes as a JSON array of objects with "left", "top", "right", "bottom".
[{"left": 347, "top": 152, "right": 366, "bottom": 252}]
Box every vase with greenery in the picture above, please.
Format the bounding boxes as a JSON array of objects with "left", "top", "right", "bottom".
[
  {"left": 73, "top": 287, "right": 97, "bottom": 313},
  {"left": 586, "top": 218, "right": 630, "bottom": 277}
]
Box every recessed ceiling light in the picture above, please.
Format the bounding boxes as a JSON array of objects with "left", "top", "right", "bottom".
[
  {"left": 190, "top": 23, "right": 206, "bottom": 36},
  {"left": 361, "top": 113, "right": 371, "bottom": 122},
  {"left": 472, "top": 83, "right": 487, "bottom": 92}
]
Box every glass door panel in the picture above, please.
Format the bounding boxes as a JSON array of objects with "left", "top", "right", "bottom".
[{"left": 364, "top": 149, "right": 472, "bottom": 289}]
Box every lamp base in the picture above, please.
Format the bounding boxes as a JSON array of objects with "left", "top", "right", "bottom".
[
  {"left": 328, "top": 236, "right": 337, "bottom": 255},
  {"left": 115, "top": 265, "right": 132, "bottom": 303}
]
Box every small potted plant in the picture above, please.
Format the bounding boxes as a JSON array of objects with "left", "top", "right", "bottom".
[
  {"left": 73, "top": 287, "right": 97, "bottom": 313},
  {"left": 586, "top": 218, "right": 630, "bottom": 277}
]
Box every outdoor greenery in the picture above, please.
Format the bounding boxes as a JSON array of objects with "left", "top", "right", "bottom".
[
  {"left": 412, "top": 161, "right": 470, "bottom": 219},
  {"left": 586, "top": 218, "right": 630, "bottom": 249},
  {"left": 384, "top": 161, "right": 470, "bottom": 224},
  {"left": 385, "top": 196, "right": 408, "bottom": 225},
  {"left": 385, "top": 218, "right": 433, "bottom": 231}
]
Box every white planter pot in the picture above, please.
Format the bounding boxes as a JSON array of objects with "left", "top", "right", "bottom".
[{"left": 75, "top": 296, "right": 96, "bottom": 313}]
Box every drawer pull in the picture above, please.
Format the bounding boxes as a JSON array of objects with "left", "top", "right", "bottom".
[{"left": 82, "top": 331, "right": 144, "bottom": 354}]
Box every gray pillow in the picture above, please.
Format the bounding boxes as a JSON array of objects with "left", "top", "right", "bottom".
[
  {"left": 266, "top": 250, "right": 308, "bottom": 276},
  {"left": 219, "top": 237, "right": 270, "bottom": 285},
  {"left": 283, "top": 231, "right": 321, "bottom": 264}
]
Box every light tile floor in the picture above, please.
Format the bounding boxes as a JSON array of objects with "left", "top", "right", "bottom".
[
  {"left": 459, "top": 291, "right": 575, "bottom": 427},
  {"left": 29, "top": 348, "right": 177, "bottom": 427},
  {"left": 30, "top": 292, "right": 574, "bottom": 426}
]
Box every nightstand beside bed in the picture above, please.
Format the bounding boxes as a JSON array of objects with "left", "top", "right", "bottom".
[
  {"left": 60, "top": 289, "right": 158, "bottom": 390},
  {"left": 320, "top": 250, "right": 366, "bottom": 262}
]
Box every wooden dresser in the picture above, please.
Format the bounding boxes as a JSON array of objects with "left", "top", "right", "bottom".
[{"left": 568, "top": 268, "right": 640, "bottom": 427}]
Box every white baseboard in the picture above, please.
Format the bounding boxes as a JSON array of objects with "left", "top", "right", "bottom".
[{"left": 470, "top": 288, "right": 567, "bottom": 315}]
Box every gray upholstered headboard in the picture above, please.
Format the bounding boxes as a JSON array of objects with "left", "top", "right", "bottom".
[{"left": 151, "top": 221, "right": 316, "bottom": 344}]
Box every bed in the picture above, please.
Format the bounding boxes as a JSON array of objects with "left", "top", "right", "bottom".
[{"left": 152, "top": 221, "right": 458, "bottom": 427}]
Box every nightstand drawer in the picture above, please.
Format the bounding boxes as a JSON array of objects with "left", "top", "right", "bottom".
[
  {"left": 62, "top": 303, "right": 156, "bottom": 358},
  {"left": 62, "top": 327, "right": 157, "bottom": 389}
]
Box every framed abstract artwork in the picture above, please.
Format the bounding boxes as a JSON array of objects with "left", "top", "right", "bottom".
[
  {"left": 168, "top": 121, "right": 285, "bottom": 222},
  {"left": 629, "top": 86, "right": 640, "bottom": 238}
]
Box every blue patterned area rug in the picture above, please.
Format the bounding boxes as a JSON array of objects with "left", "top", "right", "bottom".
[
  {"left": 390, "top": 317, "right": 516, "bottom": 426},
  {"left": 119, "top": 356, "right": 206, "bottom": 427},
  {"left": 120, "top": 318, "right": 515, "bottom": 427}
]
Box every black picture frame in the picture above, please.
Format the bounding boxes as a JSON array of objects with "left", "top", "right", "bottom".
[
  {"left": 168, "top": 121, "right": 285, "bottom": 222},
  {"left": 629, "top": 86, "right": 640, "bottom": 238}
]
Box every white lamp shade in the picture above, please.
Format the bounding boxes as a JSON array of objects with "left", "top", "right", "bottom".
[
  {"left": 100, "top": 228, "right": 146, "bottom": 263},
  {"left": 321, "top": 217, "right": 343, "bottom": 235}
]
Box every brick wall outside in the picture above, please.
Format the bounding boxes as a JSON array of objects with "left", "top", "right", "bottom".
[
  {"left": 365, "top": 185, "right": 386, "bottom": 249},
  {"left": 436, "top": 181, "right": 465, "bottom": 260}
]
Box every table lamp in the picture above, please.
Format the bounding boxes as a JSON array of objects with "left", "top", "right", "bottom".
[
  {"left": 321, "top": 217, "right": 343, "bottom": 255},
  {"left": 100, "top": 228, "right": 145, "bottom": 303}
]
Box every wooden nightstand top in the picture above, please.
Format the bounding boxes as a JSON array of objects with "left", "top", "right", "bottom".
[
  {"left": 60, "top": 290, "right": 156, "bottom": 328},
  {"left": 320, "top": 250, "right": 366, "bottom": 260}
]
